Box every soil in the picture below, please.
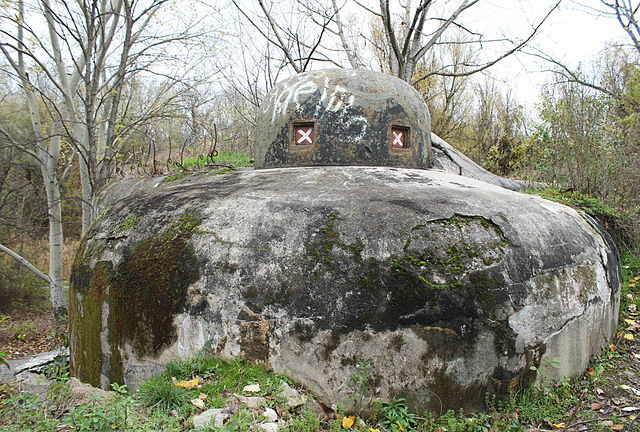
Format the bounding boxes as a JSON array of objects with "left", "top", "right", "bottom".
[{"left": 0, "top": 306, "right": 67, "bottom": 359}]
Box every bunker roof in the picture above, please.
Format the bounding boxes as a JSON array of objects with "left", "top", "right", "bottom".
[{"left": 255, "top": 69, "right": 433, "bottom": 169}]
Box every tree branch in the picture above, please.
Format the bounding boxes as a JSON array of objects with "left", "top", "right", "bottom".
[{"left": 0, "top": 243, "right": 51, "bottom": 283}]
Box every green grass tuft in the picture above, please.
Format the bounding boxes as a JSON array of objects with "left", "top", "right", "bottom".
[
  {"left": 524, "top": 187, "right": 620, "bottom": 218},
  {"left": 181, "top": 150, "right": 253, "bottom": 169},
  {"left": 137, "top": 375, "right": 191, "bottom": 412}
]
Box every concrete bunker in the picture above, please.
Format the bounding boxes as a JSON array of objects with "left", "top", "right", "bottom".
[{"left": 69, "top": 69, "right": 620, "bottom": 413}]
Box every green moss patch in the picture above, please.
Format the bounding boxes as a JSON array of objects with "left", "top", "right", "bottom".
[
  {"left": 386, "top": 215, "right": 509, "bottom": 315},
  {"left": 70, "top": 213, "right": 203, "bottom": 386},
  {"left": 108, "top": 213, "right": 202, "bottom": 359},
  {"left": 69, "top": 261, "right": 113, "bottom": 387},
  {"left": 117, "top": 215, "right": 138, "bottom": 232}
]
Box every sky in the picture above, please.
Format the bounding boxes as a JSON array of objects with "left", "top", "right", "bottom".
[
  {"left": 466, "top": 0, "right": 629, "bottom": 106},
  {"left": 324, "top": 0, "right": 631, "bottom": 108}
]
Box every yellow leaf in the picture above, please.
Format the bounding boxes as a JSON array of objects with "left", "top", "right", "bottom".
[
  {"left": 626, "top": 319, "right": 638, "bottom": 326},
  {"left": 341, "top": 416, "right": 356, "bottom": 428},
  {"left": 198, "top": 393, "right": 207, "bottom": 400},
  {"left": 611, "top": 425, "right": 624, "bottom": 431},
  {"left": 625, "top": 333, "right": 635, "bottom": 340},
  {"left": 243, "top": 384, "right": 261, "bottom": 392},
  {"left": 630, "top": 283, "right": 637, "bottom": 288},
  {"left": 368, "top": 429, "right": 381, "bottom": 432},
  {"left": 175, "top": 378, "right": 200, "bottom": 389},
  {"left": 396, "top": 421, "right": 405, "bottom": 431},
  {"left": 552, "top": 423, "right": 566, "bottom": 428}
]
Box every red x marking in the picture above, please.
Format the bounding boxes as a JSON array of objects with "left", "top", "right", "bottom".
[{"left": 296, "top": 126, "right": 314, "bottom": 145}]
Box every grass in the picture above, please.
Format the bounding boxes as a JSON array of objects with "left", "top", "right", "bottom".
[
  {"left": 180, "top": 150, "right": 253, "bottom": 169},
  {"left": 524, "top": 186, "right": 620, "bottom": 218},
  {"left": 0, "top": 251, "right": 638, "bottom": 431},
  {"left": 160, "top": 150, "right": 251, "bottom": 184}
]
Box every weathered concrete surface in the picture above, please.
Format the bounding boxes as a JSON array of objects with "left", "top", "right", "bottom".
[
  {"left": 0, "top": 349, "right": 68, "bottom": 384},
  {"left": 0, "top": 349, "right": 69, "bottom": 397},
  {"left": 255, "top": 69, "right": 433, "bottom": 170},
  {"left": 431, "top": 133, "right": 528, "bottom": 191},
  {"left": 70, "top": 166, "right": 619, "bottom": 413}
]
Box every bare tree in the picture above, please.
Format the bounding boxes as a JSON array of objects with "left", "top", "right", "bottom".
[
  {"left": 230, "top": 0, "right": 338, "bottom": 74},
  {"left": 0, "top": 0, "right": 213, "bottom": 315},
  {"left": 372, "top": 0, "right": 562, "bottom": 83},
  {"left": 595, "top": 0, "right": 640, "bottom": 55}
]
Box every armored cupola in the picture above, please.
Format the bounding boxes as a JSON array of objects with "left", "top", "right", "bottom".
[{"left": 255, "top": 69, "right": 433, "bottom": 169}]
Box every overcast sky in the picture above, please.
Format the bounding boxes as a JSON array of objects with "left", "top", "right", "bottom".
[{"left": 470, "top": 0, "right": 628, "bottom": 106}]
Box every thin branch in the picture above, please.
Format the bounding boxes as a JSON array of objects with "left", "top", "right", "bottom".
[{"left": 0, "top": 243, "right": 51, "bottom": 283}]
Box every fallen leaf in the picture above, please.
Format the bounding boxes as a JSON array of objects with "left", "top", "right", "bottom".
[
  {"left": 552, "top": 423, "right": 566, "bottom": 428},
  {"left": 368, "top": 429, "right": 381, "bottom": 432},
  {"left": 317, "top": 401, "right": 335, "bottom": 418},
  {"left": 613, "top": 396, "right": 630, "bottom": 405},
  {"left": 622, "top": 406, "right": 640, "bottom": 412},
  {"left": 610, "top": 344, "right": 618, "bottom": 351},
  {"left": 243, "top": 384, "right": 261, "bottom": 393},
  {"left": 626, "top": 319, "right": 638, "bottom": 326},
  {"left": 602, "top": 420, "right": 614, "bottom": 427},
  {"left": 587, "top": 368, "right": 596, "bottom": 375},
  {"left": 611, "top": 424, "right": 624, "bottom": 431},
  {"left": 191, "top": 398, "right": 205, "bottom": 409},
  {"left": 198, "top": 393, "right": 207, "bottom": 400},
  {"left": 591, "top": 402, "right": 603, "bottom": 410},
  {"left": 342, "top": 416, "right": 356, "bottom": 428},
  {"left": 626, "top": 333, "right": 635, "bottom": 340},
  {"left": 621, "top": 385, "right": 640, "bottom": 397},
  {"left": 596, "top": 388, "right": 605, "bottom": 395},
  {"left": 175, "top": 378, "right": 200, "bottom": 389}
]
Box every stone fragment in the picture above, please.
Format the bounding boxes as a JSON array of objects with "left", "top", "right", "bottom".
[
  {"left": 67, "top": 377, "right": 114, "bottom": 405},
  {"left": 259, "top": 422, "right": 279, "bottom": 432},
  {"left": 263, "top": 407, "right": 278, "bottom": 422},
  {"left": 193, "top": 408, "right": 228, "bottom": 429},
  {"left": 235, "top": 394, "right": 267, "bottom": 408},
  {"left": 15, "top": 371, "right": 53, "bottom": 397},
  {"left": 279, "top": 382, "right": 307, "bottom": 408}
]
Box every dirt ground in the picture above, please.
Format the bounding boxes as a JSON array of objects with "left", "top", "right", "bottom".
[{"left": 0, "top": 307, "right": 66, "bottom": 359}]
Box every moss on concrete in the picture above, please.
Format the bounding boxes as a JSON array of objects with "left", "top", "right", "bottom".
[
  {"left": 305, "top": 212, "right": 364, "bottom": 267},
  {"left": 117, "top": 215, "right": 138, "bottom": 232},
  {"left": 70, "top": 213, "right": 202, "bottom": 385},
  {"left": 107, "top": 213, "right": 202, "bottom": 360},
  {"left": 69, "top": 261, "right": 112, "bottom": 387}
]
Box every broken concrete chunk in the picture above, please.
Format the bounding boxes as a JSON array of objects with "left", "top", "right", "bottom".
[
  {"left": 279, "top": 382, "right": 307, "bottom": 408},
  {"left": 193, "top": 408, "right": 228, "bottom": 429},
  {"left": 259, "top": 422, "right": 279, "bottom": 432},
  {"left": 235, "top": 394, "right": 267, "bottom": 408},
  {"left": 263, "top": 407, "right": 278, "bottom": 422}
]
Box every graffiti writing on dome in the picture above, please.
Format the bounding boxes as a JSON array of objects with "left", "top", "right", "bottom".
[{"left": 264, "top": 74, "right": 359, "bottom": 123}]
